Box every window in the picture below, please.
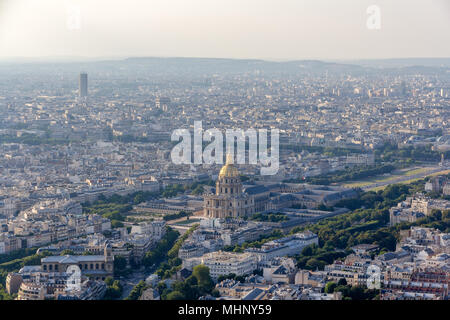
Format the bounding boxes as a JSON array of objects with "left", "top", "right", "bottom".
[
  {"left": 90, "top": 264, "right": 94, "bottom": 269},
  {"left": 49, "top": 265, "right": 53, "bottom": 271}
]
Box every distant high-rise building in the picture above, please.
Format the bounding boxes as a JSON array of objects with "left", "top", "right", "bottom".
[
  {"left": 155, "top": 97, "right": 170, "bottom": 112},
  {"left": 79, "top": 73, "right": 88, "bottom": 97},
  {"left": 400, "top": 81, "right": 407, "bottom": 96}
]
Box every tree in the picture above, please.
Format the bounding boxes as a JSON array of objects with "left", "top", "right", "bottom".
[
  {"left": 348, "top": 286, "right": 365, "bottom": 300},
  {"left": 192, "top": 185, "right": 204, "bottom": 195},
  {"left": 60, "top": 249, "right": 75, "bottom": 255},
  {"left": 193, "top": 265, "right": 211, "bottom": 285},
  {"left": 211, "top": 289, "right": 220, "bottom": 297},
  {"left": 192, "top": 265, "right": 214, "bottom": 292},
  {"left": 185, "top": 275, "right": 198, "bottom": 286},
  {"left": 156, "top": 282, "right": 167, "bottom": 295},
  {"left": 335, "top": 285, "right": 350, "bottom": 297},
  {"left": 324, "top": 282, "right": 337, "bottom": 294},
  {"left": 114, "top": 256, "right": 127, "bottom": 272},
  {"left": 166, "top": 291, "right": 185, "bottom": 300},
  {"left": 104, "top": 276, "right": 114, "bottom": 286},
  {"left": 111, "top": 220, "right": 124, "bottom": 228},
  {"left": 125, "top": 280, "right": 147, "bottom": 300},
  {"left": 337, "top": 278, "right": 347, "bottom": 286},
  {"left": 305, "top": 258, "right": 325, "bottom": 270},
  {"left": 301, "top": 245, "right": 315, "bottom": 257},
  {"left": 104, "top": 279, "right": 123, "bottom": 300}
]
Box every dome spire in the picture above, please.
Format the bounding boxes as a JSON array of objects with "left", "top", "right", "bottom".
[
  {"left": 226, "top": 152, "right": 233, "bottom": 164},
  {"left": 219, "top": 153, "right": 239, "bottom": 178}
]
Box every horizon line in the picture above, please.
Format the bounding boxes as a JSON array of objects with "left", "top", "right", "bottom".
[{"left": 1, "top": 55, "right": 450, "bottom": 64}]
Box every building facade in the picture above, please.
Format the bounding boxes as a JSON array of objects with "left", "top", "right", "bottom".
[
  {"left": 40, "top": 245, "right": 114, "bottom": 281},
  {"left": 203, "top": 158, "right": 255, "bottom": 218}
]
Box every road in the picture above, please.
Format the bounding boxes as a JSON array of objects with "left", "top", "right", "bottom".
[{"left": 119, "top": 268, "right": 155, "bottom": 299}]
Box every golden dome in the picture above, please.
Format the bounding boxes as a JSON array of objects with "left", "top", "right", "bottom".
[
  {"left": 219, "top": 163, "right": 239, "bottom": 178},
  {"left": 219, "top": 154, "right": 239, "bottom": 178}
]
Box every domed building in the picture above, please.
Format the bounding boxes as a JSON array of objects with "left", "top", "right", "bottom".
[{"left": 203, "top": 157, "right": 255, "bottom": 218}]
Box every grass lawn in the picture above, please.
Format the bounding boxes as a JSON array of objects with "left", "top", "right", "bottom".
[
  {"left": 343, "top": 166, "right": 434, "bottom": 188},
  {"left": 368, "top": 168, "right": 450, "bottom": 191},
  {"left": 172, "top": 218, "right": 201, "bottom": 225}
]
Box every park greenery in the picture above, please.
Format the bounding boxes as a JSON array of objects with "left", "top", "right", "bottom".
[
  {"left": 125, "top": 264, "right": 216, "bottom": 300},
  {"left": 0, "top": 133, "right": 70, "bottom": 146},
  {"left": 376, "top": 143, "right": 449, "bottom": 163},
  {"left": 222, "top": 229, "right": 284, "bottom": 253},
  {"left": 0, "top": 250, "right": 53, "bottom": 300},
  {"left": 191, "top": 185, "right": 205, "bottom": 195},
  {"left": 0, "top": 247, "right": 41, "bottom": 265},
  {"left": 300, "top": 164, "right": 397, "bottom": 185},
  {"left": 315, "top": 203, "right": 335, "bottom": 211},
  {"left": 216, "top": 272, "right": 257, "bottom": 283},
  {"left": 250, "top": 212, "right": 289, "bottom": 223},
  {"left": 81, "top": 180, "right": 213, "bottom": 227},
  {"left": 103, "top": 276, "right": 123, "bottom": 300},
  {"left": 324, "top": 279, "right": 379, "bottom": 300},
  {"left": 282, "top": 144, "right": 364, "bottom": 157},
  {"left": 0, "top": 284, "right": 14, "bottom": 300},
  {"left": 125, "top": 280, "right": 148, "bottom": 300},
  {"left": 284, "top": 143, "right": 448, "bottom": 185},
  {"left": 113, "top": 256, "right": 131, "bottom": 277},
  {"left": 163, "top": 210, "right": 192, "bottom": 221},
  {"left": 156, "top": 224, "right": 199, "bottom": 280},
  {"left": 125, "top": 224, "right": 203, "bottom": 300},
  {"left": 288, "top": 181, "right": 446, "bottom": 269},
  {"left": 223, "top": 180, "right": 449, "bottom": 274},
  {"left": 158, "top": 264, "right": 217, "bottom": 300},
  {"left": 142, "top": 227, "right": 180, "bottom": 270}
]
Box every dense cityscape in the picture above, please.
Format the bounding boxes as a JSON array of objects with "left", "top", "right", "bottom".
[
  {"left": 0, "top": 57, "right": 448, "bottom": 301},
  {"left": 0, "top": 1, "right": 449, "bottom": 312}
]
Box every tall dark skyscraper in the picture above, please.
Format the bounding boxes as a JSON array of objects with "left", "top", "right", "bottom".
[
  {"left": 79, "top": 73, "right": 88, "bottom": 97},
  {"left": 155, "top": 97, "right": 170, "bottom": 112}
]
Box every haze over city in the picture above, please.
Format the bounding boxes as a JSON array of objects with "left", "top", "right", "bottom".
[
  {"left": 0, "top": 0, "right": 449, "bottom": 308},
  {"left": 0, "top": 0, "right": 449, "bottom": 61}
]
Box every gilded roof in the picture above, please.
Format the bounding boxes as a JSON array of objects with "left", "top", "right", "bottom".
[{"left": 219, "top": 154, "right": 239, "bottom": 178}]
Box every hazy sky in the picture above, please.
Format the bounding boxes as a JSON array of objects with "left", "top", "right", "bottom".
[{"left": 0, "top": 0, "right": 449, "bottom": 60}]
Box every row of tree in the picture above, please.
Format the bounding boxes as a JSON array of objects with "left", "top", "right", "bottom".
[
  {"left": 156, "top": 224, "right": 199, "bottom": 280},
  {"left": 158, "top": 265, "right": 217, "bottom": 300}
]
